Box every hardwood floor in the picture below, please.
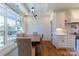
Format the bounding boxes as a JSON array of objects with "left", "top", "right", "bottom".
[
  {"left": 36, "top": 41, "right": 76, "bottom": 56},
  {"left": 5, "top": 41, "right": 76, "bottom": 56},
  {"left": 5, "top": 47, "right": 36, "bottom": 56}
]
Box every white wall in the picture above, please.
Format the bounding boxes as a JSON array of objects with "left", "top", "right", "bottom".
[
  {"left": 56, "top": 11, "right": 66, "bottom": 28},
  {"left": 52, "top": 11, "right": 67, "bottom": 45},
  {"left": 23, "top": 16, "right": 51, "bottom": 41},
  {"left": 23, "top": 16, "right": 29, "bottom": 33},
  {"left": 52, "top": 11, "right": 66, "bottom": 35}
]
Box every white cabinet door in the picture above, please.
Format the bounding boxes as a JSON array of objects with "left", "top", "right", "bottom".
[
  {"left": 63, "top": 36, "right": 68, "bottom": 48},
  {"left": 57, "top": 36, "right": 65, "bottom": 48},
  {"left": 67, "top": 35, "right": 75, "bottom": 48},
  {"left": 55, "top": 35, "right": 75, "bottom": 49}
]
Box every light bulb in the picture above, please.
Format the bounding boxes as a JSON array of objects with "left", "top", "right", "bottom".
[{"left": 31, "top": 7, "right": 35, "bottom": 12}]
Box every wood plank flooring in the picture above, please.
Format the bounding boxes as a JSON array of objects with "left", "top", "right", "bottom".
[
  {"left": 5, "top": 47, "right": 36, "bottom": 56},
  {"left": 5, "top": 41, "right": 76, "bottom": 56},
  {"left": 36, "top": 41, "right": 76, "bottom": 56}
]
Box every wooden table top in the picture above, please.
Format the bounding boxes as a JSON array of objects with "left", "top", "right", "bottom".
[
  {"left": 16, "top": 34, "right": 41, "bottom": 42},
  {"left": 30, "top": 35, "right": 41, "bottom": 42}
]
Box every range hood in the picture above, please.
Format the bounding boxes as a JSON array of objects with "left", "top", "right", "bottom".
[
  {"left": 67, "top": 9, "right": 79, "bottom": 23},
  {"left": 69, "top": 19, "right": 79, "bottom": 24}
]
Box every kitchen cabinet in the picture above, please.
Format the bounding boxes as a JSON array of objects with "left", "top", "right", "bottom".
[
  {"left": 53, "top": 35, "right": 75, "bottom": 49},
  {"left": 52, "top": 11, "right": 75, "bottom": 49}
]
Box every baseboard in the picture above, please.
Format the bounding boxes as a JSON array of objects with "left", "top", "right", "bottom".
[
  {"left": 43, "top": 39, "right": 51, "bottom": 41},
  {"left": 0, "top": 43, "right": 17, "bottom": 56},
  {"left": 43, "top": 37, "right": 51, "bottom": 41}
]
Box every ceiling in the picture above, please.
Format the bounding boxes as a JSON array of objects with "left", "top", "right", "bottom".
[
  {"left": 2, "top": 3, "right": 79, "bottom": 16},
  {"left": 48, "top": 3, "right": 79, "bottom": 11}
]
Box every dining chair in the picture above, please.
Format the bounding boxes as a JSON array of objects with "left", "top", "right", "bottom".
[
  {"left": 40, "top": 34, "right": 44, "bottom": 43},
  {"left": 16, "top": 36, "right": 32, "bottom": 56}
]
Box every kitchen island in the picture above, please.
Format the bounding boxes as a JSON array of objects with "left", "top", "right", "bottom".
[{"left": 52, "top": 34, "right": 76, "bottom": 49}]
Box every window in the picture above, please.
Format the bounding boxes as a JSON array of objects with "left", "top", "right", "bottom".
[
  {"left": 0, "top": 15, "right": 4, "bottom": 47},
  {"left": 17, "top": 16, "right": 24, "bottom": 33},
  {"left": 7, "top": 18, "right": 17, "bottom": 44},
  {"left": 0, "top": 4, "right": 24, "bottom": 47}
]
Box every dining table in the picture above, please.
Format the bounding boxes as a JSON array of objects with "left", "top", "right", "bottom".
[
  {"left": 16, "top": 34, "right": 41, "bottom": 46},
  {"left": 16, "top": 34, "right": 41, "bottom": 56},
  {"left": 30, "top": 35, "right": 41, "bottom": 42},
  {"left": 28, "top": 34, "right": 41, "bottom": 46}
]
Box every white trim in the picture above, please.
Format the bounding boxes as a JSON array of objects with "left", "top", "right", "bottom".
[
  {"left": 43, "top": 37, "right": 51, "bottom": 41},
  {"left": 0, "top": 43, "right": 17, "bottom": 56}
]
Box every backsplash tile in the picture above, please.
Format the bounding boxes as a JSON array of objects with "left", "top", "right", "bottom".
[{"left": 66, "top": 23, "right": 79, "bottom": 34}]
